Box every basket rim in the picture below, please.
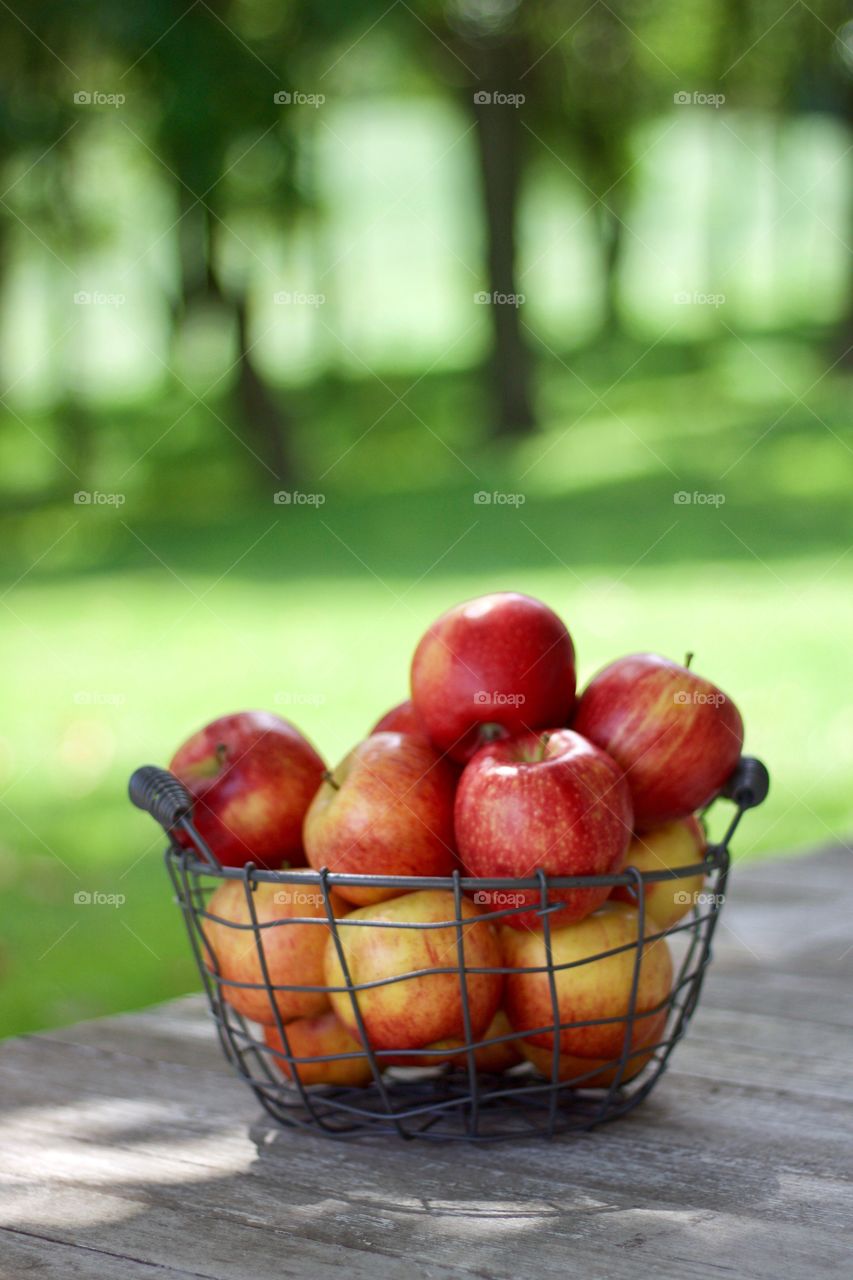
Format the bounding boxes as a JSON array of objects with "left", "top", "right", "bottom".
[{"left": 165, "top": 845, "right": 726, "bottom": 890}]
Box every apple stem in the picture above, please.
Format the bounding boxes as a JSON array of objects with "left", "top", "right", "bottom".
[
  {"left": 323, "top": 769, "right": 340, "bottom": 791},
  {"left": 684, "top": 652, "right": 694, "bottom": 670},
  {"left": 535, "top": 733, "right": 551, "bottom": 762},
  {"left": 215, "top": 743, "right": 228, "bottom": 765}
]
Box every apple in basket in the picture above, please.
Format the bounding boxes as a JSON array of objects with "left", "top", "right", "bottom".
[
  {"left": 264, "top": 1011, "right": 374, "bottom": 1087},
  {"left": 370, "top": 699, "right": 426, "bottom": 736},
  {"left": 170, "top": 711, "right": 325, "bottom": 868},
  {"left": 201, "top": 878, "right": 347, "bottom": 1026},
  {"left": 323, "top": 889, "right": 503, "bottom": 1064},
  {"left": 303, "top": 731, "right": 458, "bottom": 906},
  {"left": 572, "top": 653, "right": 743, "bottom": 828},
  {"left": 503, "top": 900, "right": 673, "bottom": 1085},
  {"left": 410, "top": 592, "right": 576, "bottom": 761},
  {"left": 611, "top": 816, "right": 707, "bottom": 930},
  {"left": 455, "top": 728, "right": 633, "bottom": 930}
]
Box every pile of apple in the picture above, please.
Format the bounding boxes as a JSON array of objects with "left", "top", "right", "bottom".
[{"left": 170, "top": 592, "right": 744, "bottom": 1090}]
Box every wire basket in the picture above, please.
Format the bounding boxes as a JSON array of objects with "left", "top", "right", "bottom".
[{"left": 129, "top": 756, "right": 768, "bottom": 1142}]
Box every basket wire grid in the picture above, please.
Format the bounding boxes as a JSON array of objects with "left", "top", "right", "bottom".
[{"left": 130, "top": 756, "right": 769, "bottom": 1142}]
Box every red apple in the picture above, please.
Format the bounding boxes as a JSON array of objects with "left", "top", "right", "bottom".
[
  {"left": 503, "top": 900, "right": 673, "bottom": 1080},
  {"left": 170, "top": 711, "right": 325, "bottom": 868},
  {"left": 264, "top": 1011, "right": 373, "bottom": 1087},
  {"left": 370, "top": 699, "right": 424, "bottom": 736},
  {"left": 324, "top": 889, "right": 503, "bottom": 1057},
  {"left": 201, "top": 878, "right": 347, "bottom": 1026},
  {"left": 611, "top": 816, "right": 707, "bottom": 930},
  {"left": 303, "top": 732, "right": 457, "bottom": 906},
  {"left": 410, "top": 592, "right": 576, "bottom": 762},
  {"left": 455, "top": 728, "right": 633, "bottom": 930},
  {"left": 572, "top": 654, "right": 744, "bottom": 827}
]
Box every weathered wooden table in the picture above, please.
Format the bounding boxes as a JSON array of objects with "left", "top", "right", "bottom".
[{"left": 1, "top": 847, "right": 850, "bottom": 1279}]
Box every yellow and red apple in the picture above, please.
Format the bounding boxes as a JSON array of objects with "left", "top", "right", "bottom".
[
  {"left": 264, "top": 1011, "right": 373, "bottom": 1087},
  {"left": 503, "top": 899, "right": 673, "bottom": 1083},
  {"left": 303, "top": 732, "right": 458, "bottom": 906},
  {"left": 202, "top": 878, "right": 346, "bottom": 1026},
  {"left": 324, "top": 889, "right": 503, "bottom": 1060},
  {"left": 613, "top": 815, "right": 707, "bottom": 930}
]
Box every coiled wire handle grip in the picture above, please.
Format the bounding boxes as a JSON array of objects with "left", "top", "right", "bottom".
[
  {"left": 129, "top": 765, "right": 221, "bottom": 869},
  {"left": 720, "top": 756, "right": 769, "bottom": 810}
]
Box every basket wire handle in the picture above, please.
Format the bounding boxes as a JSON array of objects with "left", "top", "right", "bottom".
[{"left": 128, "top": 765, "right": 221, "bottom": 870}]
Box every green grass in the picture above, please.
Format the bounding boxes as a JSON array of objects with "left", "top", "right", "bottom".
[{"left": 1, "top": 331, "right": 851, "bottom": 1038}]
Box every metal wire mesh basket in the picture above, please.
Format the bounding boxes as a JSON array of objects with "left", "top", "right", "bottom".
[{"left": 130, "top": 756, "right": 768, "bottom": 1142}]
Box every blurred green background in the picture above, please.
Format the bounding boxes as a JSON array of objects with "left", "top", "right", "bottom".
[{"left": 1, "top": 0, "right": 852, "bottom": 1037}]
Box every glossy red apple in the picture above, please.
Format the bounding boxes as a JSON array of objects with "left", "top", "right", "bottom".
[
  {"left": 370, "top": 699, "right": 424, "bottom": 736},
  {"left": 303, "top": 731, "right": 458, "bottom": 905},
  {"left": 572, "top": 654, "right": 743, "bottom": 828},
  {"left": 170, "top": 711, "right": 325, "bottom": 868},
  {"left": 410, "top": 592, "right": 576, "bottom": 761},
  {"left": 455, "top": 728, "right": 633, "bottom": 930}
]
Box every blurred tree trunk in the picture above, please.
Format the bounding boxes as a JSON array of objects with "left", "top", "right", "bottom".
[
  {"left": 233, "top": 292, "right": 294, "bottom": 484},
  {"left": 470, "top": 45, "right": 535, "bottom": 437},
  {"left": 173, "top": 200, "right": 294, "bottom": 483},
  {"left": 599, "top": 204, "right": 625, "bottom": 333}
]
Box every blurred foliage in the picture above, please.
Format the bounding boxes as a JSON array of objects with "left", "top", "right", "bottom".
[{"left": 0, "top": 0, "right": 852, "bottom": 1035}]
